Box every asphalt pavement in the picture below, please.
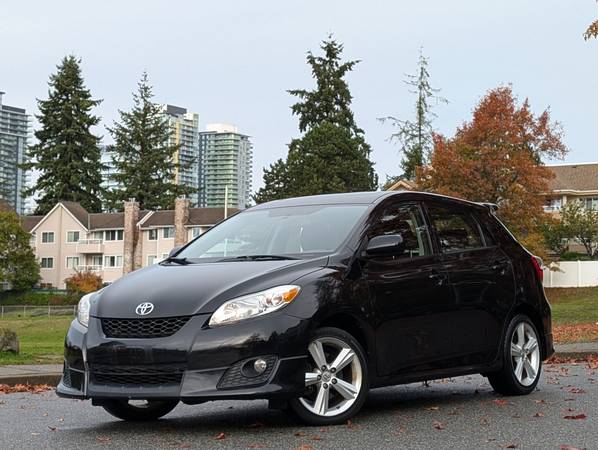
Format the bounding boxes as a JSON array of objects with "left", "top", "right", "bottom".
[{"left": 0, "top": 363, "right": 595, "bottom": 450}]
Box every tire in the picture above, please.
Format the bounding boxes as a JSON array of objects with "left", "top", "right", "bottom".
[
  {"left": 488, "top": 314, "right": 542, "bottom": 396},
  {"left": 289, "top": 327, "right": 369, "bottom": 426},
  {"left": 101, "top": 399, "right": 179, "bottom": 421}
]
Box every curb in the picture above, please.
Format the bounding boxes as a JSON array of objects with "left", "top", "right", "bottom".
[{"left": 0, "top": 373, "right": 61, "bottom": 386}]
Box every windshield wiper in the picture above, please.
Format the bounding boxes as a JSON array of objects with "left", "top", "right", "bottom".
[
  {"left": 160, "top": 256, "right": 191, "bottom": 265},
  {"left": 218, "top": 254, "right": 299, "bottom": 262}
]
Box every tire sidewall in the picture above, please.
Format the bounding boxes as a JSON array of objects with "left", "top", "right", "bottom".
[{"left": 289, "top": 327, "right": 369, "bottom": 426}]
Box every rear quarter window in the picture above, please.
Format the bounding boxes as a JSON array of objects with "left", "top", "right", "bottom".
[{"left": 427, "top": 205, "right": 485, "bottom": 253}]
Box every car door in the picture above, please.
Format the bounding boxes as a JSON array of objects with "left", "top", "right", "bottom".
[
  {"left": 362, "top": 200, "right": 456, "bottom": 377},
  {"left": 424, "top": 202, "right": 515, "bottom": 364}
]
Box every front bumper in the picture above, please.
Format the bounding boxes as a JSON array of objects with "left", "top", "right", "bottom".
[{"left": 56, "top": 312, "right": 310, "bottom": 402}]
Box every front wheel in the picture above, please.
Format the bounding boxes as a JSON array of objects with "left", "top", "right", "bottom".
[
  {"left": 289, "top": 327, "right": 369, "bottom": 425},
  {"left": 488, "top": 314, "right": 542, "bottom": 395},
  {"left": 101, "top": 399, "right": 179, "bottom": 421}
]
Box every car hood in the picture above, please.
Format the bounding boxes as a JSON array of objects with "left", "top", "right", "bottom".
[{"left": 91, "top": 257, "right": 327, "bottom": 319}]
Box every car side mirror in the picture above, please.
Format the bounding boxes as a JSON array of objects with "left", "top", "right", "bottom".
[
  {"left": 365, "top": 234, "right": 405, "bottom": 256},
  {"left": 168, "top": 245, "right": 183, "bottom": 258}
]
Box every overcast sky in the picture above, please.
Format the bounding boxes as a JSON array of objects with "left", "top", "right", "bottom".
[{"left": 2, "top": 0, "right": 597, "bottom": 191}]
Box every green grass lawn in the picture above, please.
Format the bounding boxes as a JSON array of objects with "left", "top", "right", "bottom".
[
  {"left": 0, "top": 287, "right": 597, "bottom": 365},
  {"left": 546, "top": 287, "right": 598, "bottom": 324},
  {"left": 0, "top": 316, "right": 72, "bottom": 365}
]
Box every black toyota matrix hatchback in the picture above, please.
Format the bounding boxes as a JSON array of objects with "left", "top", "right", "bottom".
[{"left": 57, "top": 191, "right": 553, "bottom": 425}]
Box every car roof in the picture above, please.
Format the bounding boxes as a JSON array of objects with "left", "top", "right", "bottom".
[{"left": 250, "top": 191, "right": 490, "bottom": 211}]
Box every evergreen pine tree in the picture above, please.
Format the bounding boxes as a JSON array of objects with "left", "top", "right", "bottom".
[
  {"left": 379, "top": 49, "right": 447, "bottom": 180},
  {"left": 105, "top": 72, "right": 194, "bottom": 211},
  {"left": 23, "top": 55, "right": 104, "bottom": 214},
  {"left": 254, "top": 36, "right": 377, "bottom": 203}
]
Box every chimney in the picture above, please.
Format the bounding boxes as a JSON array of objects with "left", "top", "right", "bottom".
[
  {"left": 174, "top": 197, "right": 190, "bottom": 247},
  {"left": 123, "top": 199, "right": 140, "bottom": 274}
]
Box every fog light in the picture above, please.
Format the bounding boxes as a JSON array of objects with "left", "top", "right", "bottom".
[{"left": 254, "top": 358, "right": 268, "bottom": 374}]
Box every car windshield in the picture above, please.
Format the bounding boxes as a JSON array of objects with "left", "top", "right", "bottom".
[{"left": 176, "top": 204, "right": 368, "bottom": 261}]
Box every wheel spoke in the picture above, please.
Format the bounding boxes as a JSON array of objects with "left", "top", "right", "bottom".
[
  {"left": 511, "top": 343, "right": 523, "bottom": 357},
  {"left": 523, "top": 358, "right": 537, "bottom": 380},
  {"left": 516, "top": 323, "right": 525, "bottom": 347},
  {"left": 524, "top": 337, "right": 538, "bottom": 353},
  {"left": 332, "top": 378, "right": 358, "bottom": 400},
  {"left": 514, "top": 357, "right": 524, "bottom": 381},
  {"left": 330, "top": 347, "right": 355, "bottom": 372},
  {"left": 314, "top": 385, "right": 329, "bottom": 415},
  {"left": 308, "top": 340, "right": 327, "bottom": 369},
  {"left": 305, "top": 372, "right": 320, "bottom": 387}
]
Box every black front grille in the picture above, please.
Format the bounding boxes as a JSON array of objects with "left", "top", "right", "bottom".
[
  {"left": 101, "top": 316, "right": 191, "bottom": 338},
  {"left": 90, "top": 364, "right": 185, "bottom": 386}
]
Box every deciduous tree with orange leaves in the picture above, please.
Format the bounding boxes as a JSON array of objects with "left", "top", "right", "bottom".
[{"left": 417, "top": 86, "right": 567, "bottom": 257}]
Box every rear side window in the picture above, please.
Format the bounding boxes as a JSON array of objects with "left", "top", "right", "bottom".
[
  {"left": 427, "top": 206, "right": 484, "bottom": 253},
  {"left": 368, "top": 203, "right": 431, "bottom": 258}
]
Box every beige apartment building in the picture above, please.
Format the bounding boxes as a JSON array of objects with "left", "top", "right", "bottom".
[
  {"left": 21, "top": 199, "right": 235, "bottom": 289},
  {"left": 542, "top": 162, "right": 598, "bottom": 214}
]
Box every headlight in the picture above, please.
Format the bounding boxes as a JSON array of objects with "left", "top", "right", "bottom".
[
  {"left": 77, "top": 292, "right": 94, "bottom": 327},
  {"left": 209, "top": 285, "right": 301, "bottom": 327}
]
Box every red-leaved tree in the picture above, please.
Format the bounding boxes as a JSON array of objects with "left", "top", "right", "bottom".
[{"left": 417, "top": 86, "right": 567, "bottom": 256}]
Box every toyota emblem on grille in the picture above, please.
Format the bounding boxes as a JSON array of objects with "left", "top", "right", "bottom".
[{"left": 135, "top": 302, "right": 154, "bottom": 316}]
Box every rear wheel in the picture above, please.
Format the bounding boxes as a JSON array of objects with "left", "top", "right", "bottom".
[
  {"left": 488, "top": 314, "right": 542, "bottom": 395},
  {"left": 289, "top": 327, "right": 369, "bottom": 425},
  {"left": 101, "top": 399, "right": 178, "bottom": 421}
]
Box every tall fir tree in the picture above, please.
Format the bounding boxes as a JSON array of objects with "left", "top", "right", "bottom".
[
  {"left": 23, "top": 55, "right": 104, "bottom": 214},
  {"left": 254, "top": 36, "right": 377, "bottom": 203},
  {"left": 105, "top": 72, "right": 194, "bottom": 211},
  {"left": 379, "top": 49, "right": 447, "bottom": 180}
]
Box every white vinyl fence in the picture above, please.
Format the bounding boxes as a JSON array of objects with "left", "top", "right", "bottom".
[
  {"left": 543, "top": 261, "right": 598, "bottom": 288},
  {"left": 0, "top": 305, "right": 77, "bottom": 319}
]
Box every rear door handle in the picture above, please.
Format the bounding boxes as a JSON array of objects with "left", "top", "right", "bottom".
[{"left": 429, "top": 271, "right": 446, "bottom": 286}]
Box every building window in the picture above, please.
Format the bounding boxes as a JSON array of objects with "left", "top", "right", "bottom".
[
  {"left": 192, "top": 227, "right": 201, "bottom": 238},
  {"left": 544, "top": 198, "right": 562, "bottom": 212},
  {"left": 147, "top": 255, "right": 157, "bottom": 266},
  {"left": 163, "top": 227, "right": 175, "bottom": 239},
  {"left": 40, "top": 257, "right": 54, "bottom": 269},
  {"left": 66, "top": 257, "right": 79, "bottom": 269},
  {"left": 105, "top": 230, "right": 124, "bottom": 241},
  {"left": 91, "top": 256, "right": 103, "bottom": 267},
  {"left": 148, "top": 229, "right": 158, "bottom": 241},
  {"left": 581, "top": 197, "right": 598, "bottom": 211},
  {"left": 41, "top": 232, "right": 54, "bottom": 243},
  {"left": 104, "top": 255, "right": 123, "bottom": 268},
  {"left": 67, "top": 231, "right": 80, "bottom": 243}
]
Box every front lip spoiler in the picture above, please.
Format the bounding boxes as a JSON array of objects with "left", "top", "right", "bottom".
[{"left": 55, "top": 355, "right": 308, "bottom": 402}]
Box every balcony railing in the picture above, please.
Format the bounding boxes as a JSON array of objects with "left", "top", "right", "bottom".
[
  {"left": 76, "top": 239, "right": 104, "bottom": 254},
  {"left": 77, "top": 265, "right": 103, "bottom": 272}
]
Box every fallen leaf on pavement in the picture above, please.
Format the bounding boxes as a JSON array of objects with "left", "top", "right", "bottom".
[
  {"left": 433, "top": 421, "right": 445, "bottom": 430},
  {"left": 505, "top": 444, "right": 518, "bottom": 449},
  {"left": 564, "top": 413, "right": 587, "bottom": 420},
  {"left": 425, "top": 406, "right": 439, "bottom": 411},
  {"left": 493, "top": 399, "right": 509, "bottom": 406},
  {"left": 559, "top": 446, "right": 586, "bottom": 450},
  {"left": 248, "top": 444, "right": 263, "bottom": 449},
  {"left": 346, "top": 420, "right": 360, "bottom": 430},
  {"left": 47, "top": 426, "right": 57, "bottom": 432},
  {"left": 567, "top": 388, "right": 585, "bottom": 394},
  {"left": 533, "top": 412, "right": 544, "bottom": 417},
  {"left": 296, "top": 445, "right": 313, "bottom": 450},
  {"left": 96, "top": 436, "right": 111, "bottom": 444},
  {"left": 214, "top": 433, "right": 227, "bottom": 440}
]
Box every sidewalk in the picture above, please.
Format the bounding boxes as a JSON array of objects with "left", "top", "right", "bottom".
[
  {"left": 1, "top": 344, "right": 597, "bottom": 386},
  {"left": 0, "top": 364, "right": 62, "bottom": 386}
]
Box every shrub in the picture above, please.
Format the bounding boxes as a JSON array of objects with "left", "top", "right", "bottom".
[{"left": 65, "top": 269, "right": 103, "bottom": 296}]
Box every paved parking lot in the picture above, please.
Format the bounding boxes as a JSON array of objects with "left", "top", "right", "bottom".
[{"left": 0, "top": 363, "right": 595, "bottom": 449}]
